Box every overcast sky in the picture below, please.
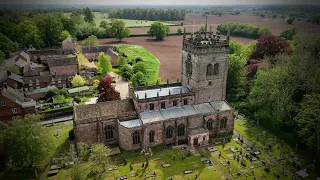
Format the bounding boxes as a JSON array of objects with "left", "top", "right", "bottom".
[{"left": 1, "top": 0, "right": 319, "bottom": 5}]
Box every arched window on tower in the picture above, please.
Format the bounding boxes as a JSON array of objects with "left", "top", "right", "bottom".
[
  {"left": 186, "top": 54, "right": 192, "bottom": 76},
  {"left": 105, "top": 125, "right": 114, "bottom": 140},
  {"left": 166, "top": 126, "right": 173, "bottom": 138},
  {"left": 213, "top": 63, "right": 219, "bottom": 75},
  {"left": 207, "top": 119, "right": 213, "bottom": 130},
  {"left": 149, "top": 130, "right": 155, "bottom": 143},
  {"left": 178, "top": 124, "right": 185, "bottom": 137},
  {"left": 206, "top": 64, "right": 213, "bottom": 76},
  {"left": 132, "top": 130, "right": 141, "bottom": 144},
  {"left": 220, "top": 117, "right": 228, "bottom": 129}
]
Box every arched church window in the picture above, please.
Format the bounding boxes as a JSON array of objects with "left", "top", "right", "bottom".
[
  {"left": 149, "top": 130, "right": 155, "bottom": 143},
  {"left": 220, "top": 117, "right": 228, "bottom": 129},
  {"left": 186, "top": 54, "right": 192, "bottom": 76},
  {"left": 105, "top": 125, "right": 114, "bottom": 140},
  {"left": 213, "top": 63, "right": 219, "bottom": 75},
  {"left": 206, "top": 64, "right": 213, "bottom": 76},
  {"left": 178, "top": 124, "right": 185, "bottom": 137},
  {"left": 132, "top": 130, "right": 141, "bottom": 144},
  {"left": 166, "top": 126, "right": 173, "bottom": 138},
  {"left": 207, "top": 119, "right": 213, "bottom": 130}
]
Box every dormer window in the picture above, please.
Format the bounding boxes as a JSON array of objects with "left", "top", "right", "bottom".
[
  {"left": 58, "top": 77, "right": 61, "bottom": 83},
  {"left": 1, "top": 100, "right": 6, "bottom": 106}
]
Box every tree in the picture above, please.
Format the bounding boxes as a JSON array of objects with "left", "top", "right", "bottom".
[
  {"left": 97, "top": 78, "right": 121, "bottom": 102},
  {"left": 147, "top": 22, "right": 169, "bottom": 40},
  {"left": 272, "top": 14, "right": 277, "bottom": 19},
  {"left": 117, "top": 56, "right": 126, "bottom": 67},
  {"left": 131, "top": 71, "right": 146, "bottom": 87},
  {"left": 0, "top": 114, "right": 52, "bottom": 170},
  {"left": 82, "top": 35, "right": 99, "bottom": 46},
  {"left": 140, "top": 148, "right": 153, "bottom": 167},
  {"left": 18, "top": 21, "right": 41, "bottom": 49},
  {"left": 110, "top": 20, "right": 130, "bottom": 41},
  {"left": 133, "top": 62, "right": 147, "bottom": 74},
  {"left": 59, "top": 30, "right": 71, "bottom": 41},
  {"left": 287, "top": 18, "right": 294, "bottom": 25},
  {"left": 279, "top": 27, "right": 297, "bottom": 41},
  {"left": 120, "top": 64, "right": 133, "bottom": 80},
  {"left": 0, "top": 33, "right": 18, "bottom": 58},
  {"left": 250, "top": 35, "right": 292, "bottom": 60},
  {"left": 177, "top": 27, "right": 183, "bottom": 34},
  {"left": 100, "top": 21, "right": 109, "bottom": 29},
  {"left": 199, "top": 25, "right": 206, "bottom": 33},
  {"left": 46, "top": 89, "right": 57, "bottom": 98},
  {"left": 72, "top": 74, "right": 86, "bottom": 87},
  {"left": 89, "top": 144, "right": 112, "bottom": 178},
  {"left": 70, "top": 12, "right": 84, "bottom": 25},
  {"left": 258, "top": 27, "right": 272, "bottom": 37},
  {"left": 59, "top": 88, "right": 68, "bottom": 96},
  {"left": 36, "top": 14, "right": 63, "bottom": 47},
  {"left": 82, "top": 7, "right": 95, "bottom": 23},
  {"left": 295, "top": 94, "right": 320, "bottom": 154},
  {"left": 218, "top": 12, "right": 223, "bottom": 17},
  {"left": 98, "top": 52, "right": 112, "bottom": 74}
]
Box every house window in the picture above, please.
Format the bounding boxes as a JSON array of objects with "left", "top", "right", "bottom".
[
  {"left": 183, "top": 99, "right": 188, "bottom": 105},
  {"left": 1, "top": 100, "right": 6, "bottom": 106},
  {"left": 58, "top": 84, "right": 62, "bottom": 88},
  {"left": 12, "top": 108, "right": 17, "bottom": 114},
  {"left": 133, "top": 130, "right": 141, "bottom": 145},
  {"left": 12, "top": 116, "right": 17, "bottom": 120},
  {"left": 160, "top": 102, "right": 166, "bottom": 109},
  {"left": 149, "top": 103, "right": 154, "bottom": 110},
  {"left": 173, "top": 100, "right": 178, "bottom": 107},
  {"left": 207, "top": 119, "right": 213, "bottom": 130},
  {"left": 29, "top": 87, "right": 33, "bottom": 91},
  {"left": 213, "top": 63, "right": 219, "bottom": 75},
  {"left": 178, "top": 124, "right": 185, "bottom": 137},
  {"left": 220, "top": 117, "right": 227, "bottom": 129},
  {"left": 14, "top": 84, "right": 18, "bottom": 89},
  {"left": 208, "top": 81, "right": 212, "bottom": 86},
  {"left": 149, "top": 130, "right": 155, "bottom": 143},
  {"left": 206, "top": 64, "right": 213, "bottom": 76},
  {"left": 166, "top": 126, "right": 173, "bottom": 138},
  {"left": 105, "top": 125, "right": 114, "bottom": 140}
]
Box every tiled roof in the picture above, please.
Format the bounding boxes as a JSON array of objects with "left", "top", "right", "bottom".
[
  {"left": 81, "top": 46, "right": 113, "bottom": 53},
  {"left": 8, "top": 73, "right": 23, "bottom": 83},
  {"left": 68, "top": 86, "right": 89, "bottom": 94},
  {"left": 23, "top": 74, "right": 71, "bottom": 83},
  {"left": 134, "top": 86, "right": 191, "bottom": 99},
  {"left": 25, "top": 86, "right": 58, "bottom": 95},
  {"left": 47, "top": 57, "right": 78, "bottom": 67},
  {"left": 1, "top": 86, "right": 36, "bottom": 108}
]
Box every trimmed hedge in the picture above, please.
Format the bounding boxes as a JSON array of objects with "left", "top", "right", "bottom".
[{"left": 42, "top": 106, "right": 73, "bottom": 114}]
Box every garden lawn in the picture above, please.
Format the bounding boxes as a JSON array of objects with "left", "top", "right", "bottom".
[
  {"left": 210, "top": 141, "right": 292, "bottom": 180},
  {"left": 103, "top": 149, "right": 224, "bottom": 180},
  {"left": 116, "top": 44, "right": 160, "bottom": 85}
]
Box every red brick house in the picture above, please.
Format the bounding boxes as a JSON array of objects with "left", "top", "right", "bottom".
[
  {"left": 47, "top": 57, "right": 78, "bottom": 76},
  {"left": 82, "top": 46, "right": 119, "bottom": 66},
  {"left": 23, "top": 75, "right": 73, "bottom": 91},
  {"left": 25, "top": 86, "right": 58, "bottom": 101},
  {"left": 0, "top": 86, "right": 36, "bottom": 122}
]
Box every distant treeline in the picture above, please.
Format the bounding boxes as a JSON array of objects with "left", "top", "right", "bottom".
[
  {"left": 217, "top": 22, "right": 272, "bottom": 39},
  {"left": 108, "top": 9, "right": 187, "bottom": 21}
]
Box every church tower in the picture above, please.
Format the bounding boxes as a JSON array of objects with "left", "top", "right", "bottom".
[{"left": 181, "top": 26, "right": 230, "bottom": 104}]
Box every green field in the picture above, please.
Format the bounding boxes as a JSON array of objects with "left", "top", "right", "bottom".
[
  {"left": 65, "top": 12, "right": 177, "bottom": 27},
  {"left": 115, "top": 44, "right": 160, "bottom": 85}
]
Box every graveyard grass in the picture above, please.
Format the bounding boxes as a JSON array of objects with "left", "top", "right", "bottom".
[{"left": 115, "top": 44, "right": 160, "bottom": 85}]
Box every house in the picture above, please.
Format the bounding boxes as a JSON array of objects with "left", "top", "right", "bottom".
[
  {"left": 15, "top": 51, "right": 31, "bottom": 73},
  {"left": 0, "top": 86, "right": 36, "bottom": 122},
  {"left": 24, "top": 64, "right": 50, "bottom": 77},
  {"left": 47, "top": 57, "right": 78, "bottom": 76},
  {"left": 28, "top": 49, "right": 74, "bottom": 63},
  {"left": 62, "top": 38, "right": 76, "bottom": 50},
  {"left": 25, "top": 86, "right": 58, "bottom": 101},
  {"left": 23, "top": 74, "right": 73, "bottom": 91},
  {"left": 74, "top": 30, "right": 235, "bottom": 150},
  {"left": 81, "top": 46, "right": 119, "bottom": 66},
  {"left": 6, "top": 71, "right": 23, "bottom": 89}
]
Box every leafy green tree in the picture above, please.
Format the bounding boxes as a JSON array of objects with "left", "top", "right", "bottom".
[
  {"left": 59, "top": 16, "right": 76, "bottom": 37},
  {"left": 77, "top": 142, "right": 90, "bottom": 162},
  {"left": 199, "top": 25, "right": 206, "bottom": 33},
  {"left": 287, "top": 18, "right": 294, "bottom": 25},
  {"left": 82, "top": 35, "right": 99, "bottom": 46},
  {"left": 295, "top": 94, "right": 320, "bottom": 154},
  {"left": 131, "top": 71, "right": 146, "bottom": 86},
  {"left": 69, "top": 162, "right": 91, "bottom": 180},
  {"left": 0, "top": 114, "right": 52, "bottom": 170},
  {"left": 117, "top": 56, "right": 126, "bottom": 67},
  {"left": 36, "top": 14, "right": 63, "bottom": 47},
  {"left": 100, "top": 21, "right": 109, "bottom": 29},
  {"left": 98, "top": 52, "right": 112, "bottom": 74},
  {"left": 89, "top": 144, "right": 112, "bottom": 178},
  {"left": 120, "top": 64, "right": 133, "bottom": 80},
  {"left": 133, "top": 62, "right": 147, "bottom": 74},
  {"left": 59, "top": 88, "right": 68, "bottom": 96},
  {"left": 177, "top": 27, "right": 183, "bottom": 34},
  {"left": 110, "top": 20, "right": 130, "bottom": 41},
  {"left": 258, "top": 27, "right": 272, "bottom": 37},
  {"left": 59, "top": 30, "right": 72, "bottom": 41},
  {"left": 0, "top": 20, "right": 19, "bottom": 42},
  {"left": 46, "top": 89, "right": 57, "bottom": 98},
  {"left": 82, "top": 7, "right": 95, "bottom": 23},
  {"left": 0, "top": 33, "right": 18, "bottom": 58},
  {"left": 18, "top": 21, "right": 41, "bottom": 49},
  {"left": 147, "top": 22, "right": 169, "bottom": 40},
  {"left": 70, "top": 11, "right": 84, "bottom": 25},
  {"left": 72, "top": 74, "right": 86, "bottom": 87},
  {"left": 279, "top": 27, "right": 297, "bottom": 41}
]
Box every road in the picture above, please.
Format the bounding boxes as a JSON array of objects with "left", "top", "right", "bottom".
[{"left": 39, "top": 114, "right": 73, "bottom": 125}]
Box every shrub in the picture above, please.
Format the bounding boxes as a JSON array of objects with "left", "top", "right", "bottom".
[
  {"left": 287, "top": 18, "right": 294, "bottom": 25},
  {"left": 217, "top": 22, "right": 272, "bottom": 39},
  {"left": 69, "top": 129, "right": 75, "bottom": 139},
  {"left": 131, "top": 71, "right": 146, "bottom": 86},
  {"left": 177, "top": 28, "right": 183, "bottom": 34},
  {"left": 59, "top": 88, "right": 68, "bottom": 96},
  {"left": 42, "top": 106, "right": 73, "bottom": 113},
  {"left": 74, "top": 96, "right": 81, "bottom": 103},
  {"left": 46, "top": 89, "right": 57, "bottom": 98},
  {"left": 133, "top": 62, "right": 147, "bottom": 74}
]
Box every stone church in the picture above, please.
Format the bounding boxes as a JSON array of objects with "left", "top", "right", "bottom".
[{"left": 74, "top": 28, "right": 235, "bottom": 150}]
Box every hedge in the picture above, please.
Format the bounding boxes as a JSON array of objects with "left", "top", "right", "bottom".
[{"left": 42, "top": 106, "right": 73, "bottom": 114}]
